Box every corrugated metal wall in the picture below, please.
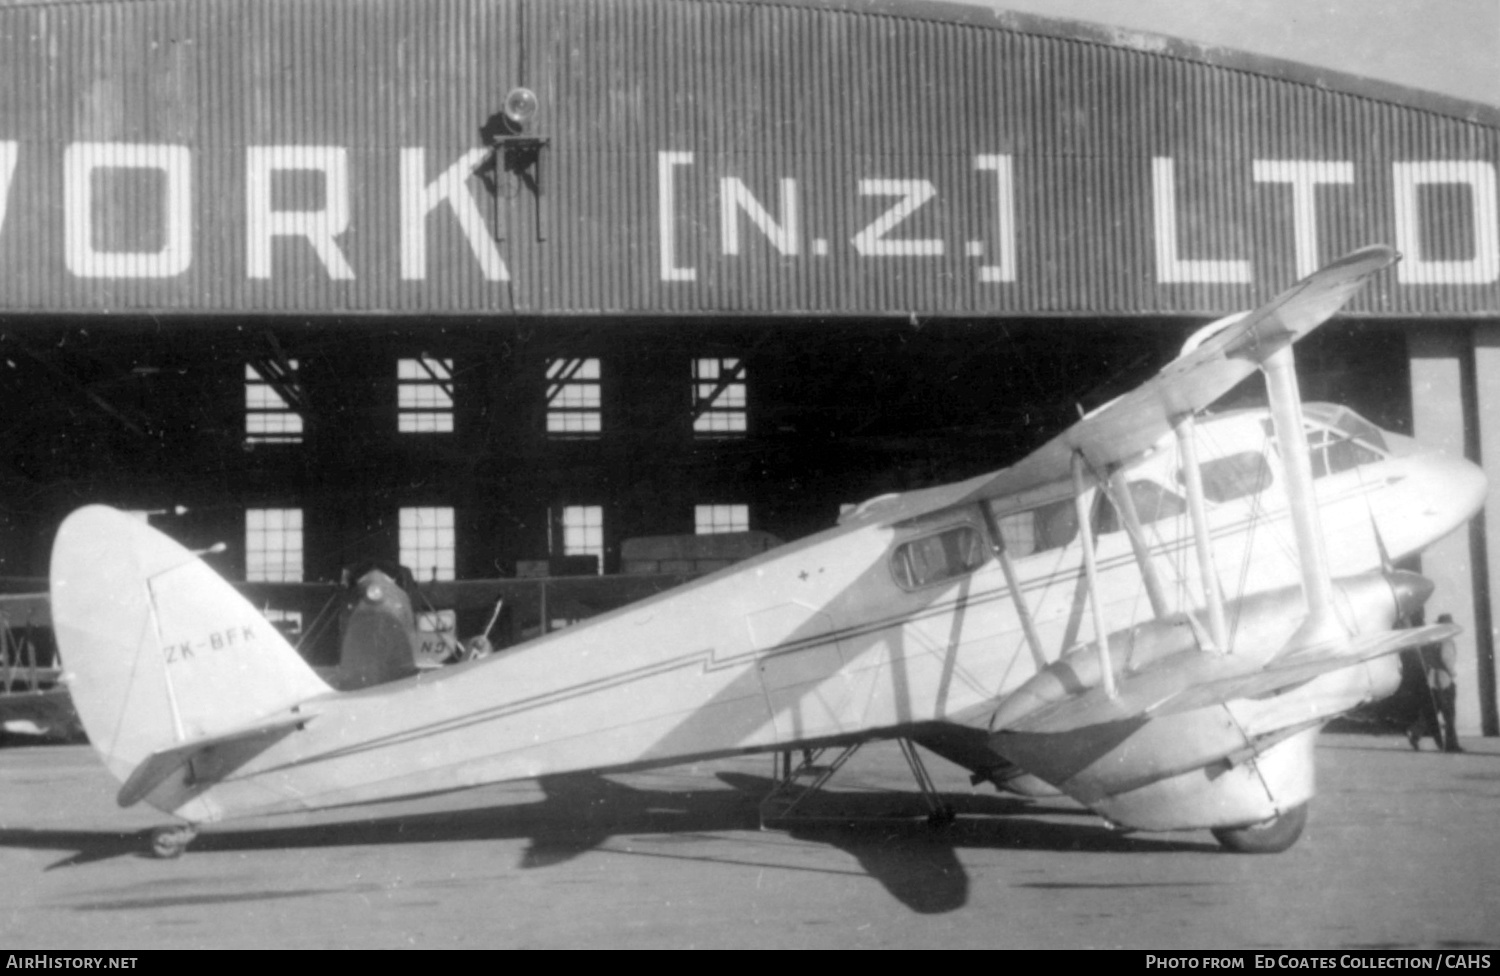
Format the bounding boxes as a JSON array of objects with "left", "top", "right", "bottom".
[{"left": 0, "top": 0, "right": 1495, "bottom": 317}]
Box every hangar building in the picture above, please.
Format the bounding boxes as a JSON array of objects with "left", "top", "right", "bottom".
[{"left": 0, "top": 0, "right": 1496, "bottom": 734}]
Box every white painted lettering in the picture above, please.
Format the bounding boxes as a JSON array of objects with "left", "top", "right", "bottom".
[
  {"left": 851, "top": 179, "right": 944, "bottom": 257},
  {"left": 246, "top": 146, "right": 355, "bottom": 280},
  {"left": 1151, "top": 157, "right": 1252, "bottom": 283},
  {"left": 974, "top": 155, "right": 1017, "bottom": 282},
  {"left": 658, "top": 151, "right": 696, "bottom": 282},
  {"left": 0, "top": 142, "right": 16, "bottom": 239},
  {"left": 720, "top": 177, "right": 799, "bottom": 256},
  {"left": 399, "top": 148, "right": 508, "bottom": 281},
  {"left": 1252, "top": 159, "right": 1355, "bottom": 277},
  {"left": 63, "top": 143, "right": 192, "bottom": 279},
  {"left": 1393, "top": 161, "right": 1500, "bottom": 284}
]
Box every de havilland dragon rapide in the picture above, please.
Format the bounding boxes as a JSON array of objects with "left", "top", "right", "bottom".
[{"left": 49, "top": 245, "right": 1486, "bottom": 857}]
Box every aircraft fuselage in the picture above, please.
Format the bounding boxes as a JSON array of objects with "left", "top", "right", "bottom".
[{"left": 113, "top": 405, "right": 1482, "bottom": 824}]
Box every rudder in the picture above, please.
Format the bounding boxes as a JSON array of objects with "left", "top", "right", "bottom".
[{"left": 50, "top": 506, "right": 330, "bottom": 785}]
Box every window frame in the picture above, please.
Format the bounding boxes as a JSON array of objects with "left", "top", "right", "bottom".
[
  {"left": 546, "top": 357, "right": 603, "bottom": 439},
  {"left": 397, "top": 356, "right": 455, "bottom": 434},
  {"left": 695, "top": 503, "right": 750, "bottom": 535},
  {"left": 244, "top": 361, "right": 304, "bottom": 445},
  {"left": 889, "top": 523, "right": 989, "bottom": 591},
  {"left": 245, "top": 507, "right": 304, "bottom": 583},
  {"left": 399, "top": 506, "right": 457, "bottom": 583},
  {"left": 692, "top": 357, "right": 748, "bottom": 438}
]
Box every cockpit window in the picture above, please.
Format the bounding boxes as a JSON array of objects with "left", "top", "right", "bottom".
[
  {"left": 891, "top": 525, "right": 987, "bottom": 589},
  {"left": 1261, "top": 407, "right": 1388, "bottom": 480},
  {"left": 1186, "top": 451, "right": 1273, "bottom": 504},
  {"left": 1096, "top": 480, "right": 1187, "bottom": 534},
  {"left": 1303, "top": 403, "right": 1389, "bottom": 454},
  {"left": 1309, "top": 429, "right": 1383, "bottom": 478}
]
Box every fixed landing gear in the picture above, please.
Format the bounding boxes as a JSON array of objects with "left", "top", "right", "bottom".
[
  {"left": 759, "top": 739, "right": 955, "bottom": 829},
  {"left": 149, "top": 824, "right": 199, "bottom": 859},
  {"left": 1211, "top": 802, "right": 1308, "bottom": 854},
  {"left": 926, "top": 803, "right": 957, "bottom": 828}
]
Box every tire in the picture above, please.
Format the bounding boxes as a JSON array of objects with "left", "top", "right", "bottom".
[
  {"left": 149, "top": 825, "right": 196, "bottom": 859},
  {"left": 1211, "top": 802, "right": 1308, "bottom": 854}
]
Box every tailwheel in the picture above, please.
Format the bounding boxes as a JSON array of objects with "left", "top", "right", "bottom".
[
  {"left": 1211, "top": 802, "right": 1308, "bottom": 854},
  {"left": 149, "top": 824, "right": 199, "bottom": 859}
]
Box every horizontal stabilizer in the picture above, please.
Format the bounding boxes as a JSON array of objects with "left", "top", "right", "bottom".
[
  {"left": 116, "top": 706, "right": 316, "bottom": 808},
  {"left": 1151, "top": 624, "right": 1457, "bottom": 717}
]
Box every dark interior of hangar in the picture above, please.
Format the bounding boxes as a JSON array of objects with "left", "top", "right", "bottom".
[{"left": 0, "top": 317, "right": 1412, "bottom": 592}]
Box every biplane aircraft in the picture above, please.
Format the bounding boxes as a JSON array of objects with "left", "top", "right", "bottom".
[
  {"left": 0, "top": 591, "right": 80, "bottom": 741},
  {"left": 49, "top": 245, "right": 1485, "bottom": 858}
]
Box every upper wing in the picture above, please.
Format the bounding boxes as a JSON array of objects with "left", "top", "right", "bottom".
[{"left": 842, "top": 245, "right": 1398, "bottom": 527}]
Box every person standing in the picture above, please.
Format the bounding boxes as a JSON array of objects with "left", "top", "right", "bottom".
[{"left": 1407, "top": 614, "right": 1463, "bottom": 753}]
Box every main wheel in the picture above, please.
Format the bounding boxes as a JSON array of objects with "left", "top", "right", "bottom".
[
  {"left": 149, "top": 824, "right": 198, "bottom": 859},
  {"left": 926, "top": 804, "right": 957, "bottom": 828},
  {"left": 1211, "top": 802, "right": 1308, "bottom": 854}
]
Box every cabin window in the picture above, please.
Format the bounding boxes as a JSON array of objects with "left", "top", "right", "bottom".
[
  {"left": 692, "top": 357, "right": 747, "bottom": 438},
  {"left": 400, "top": 506, "right": 456, "bottom": 582},
  {"left": 995, "top": 498, "right": 1078, "bottom": 557},
  {"left": 1096, "top": 480, "right": 1188, "bottom": 534},
  {"left": 546, "top": 358, "right": 602, "bottom": 438},
  {"left": 695, "top": 504, "right": 749, "bottom": 534},
  {"left": 1190, "top": 451, "right": 1274, "bottom": 504},
  {"left": 397, "top": 357, "right": 454, "bottom": 433},
  {"left": 891, "top": 525, "right": 987, "bottom": 590}
]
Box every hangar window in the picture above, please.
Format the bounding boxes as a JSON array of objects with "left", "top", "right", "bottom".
[
  {"left": 245, "top": 361, "right": 303, "bottom": 445},
  {"left": 546, "top": 358, "right": 602, "bottom": 438},
  {"left": 696, "top": 504, "right": 749, "bottom": 534},
  {"left": 398, "top": 357, "right": 454, "bottom": 433},
  {"left": 246, "top": 508, "right": 304, "bottom": 582},
  {"left": 891, "top": 525, "right": 987, "bottom": 590},
  {"left": 560, "top": 505, "right": 605, "bottom": 575},
  {"left": 400, "top": 506, "right": 455, "bottom": 582},
  {"left": 692, "top": 358, "right": 747, "bottom": 437}
]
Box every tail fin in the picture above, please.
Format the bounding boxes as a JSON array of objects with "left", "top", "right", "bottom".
[{"left": 50, "top": 506, "right": 330, "bottom": 784}]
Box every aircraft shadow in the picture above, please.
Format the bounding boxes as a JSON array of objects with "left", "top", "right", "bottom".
[
  {"left": 714, "top": 771, "right": 1218, "bottom": 914},
  {"left": 1, "top": 770, "right": 1216, "bottom": 914}
]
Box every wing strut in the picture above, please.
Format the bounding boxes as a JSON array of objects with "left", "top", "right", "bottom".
[
  {"left": 1175, "top": 415, "right": 1230, "bottom": 652},
  {"left": 1072, "top": 453, "right": 1118, "bottom": 699},
  {"left": 1106, "top": 469, "right": 1172, "bottom": 619},
  {"left": 1262, "top": 344, "right": 1340, "bottom": 646},
  {"left": 980, "top": 502, "right": 1049, "bottom": 671}
]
